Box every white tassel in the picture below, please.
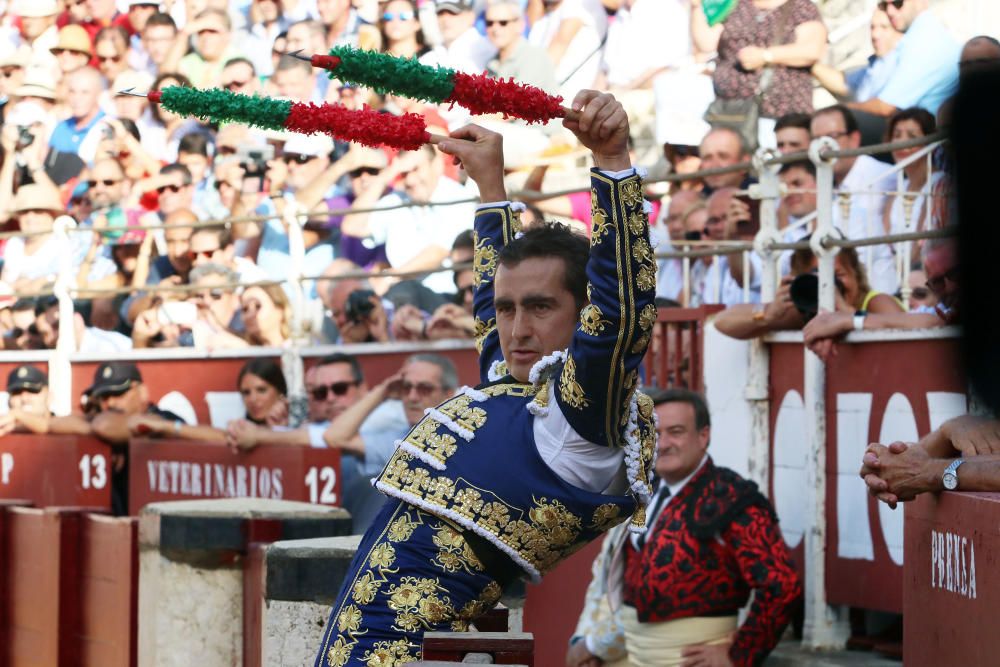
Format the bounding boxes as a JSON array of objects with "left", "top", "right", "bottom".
[
  {"left": 526, "top": 400, "right": 549, "bottom": 418},
  {"left": 460, "top": 386, "right": 488, "bottom": 402},
  {"left": 528, "top": 349, "right": 567, "bottom": 386},
  {"left": 510, "top": 202, "right": 527, "bottom": 212},
  {"left": 374, "top": 481, "right": 540, "bottom": 583},
  {"left": 642, "top": 199, "right": 653, "bottom": 215},
  {"left": 396, "top": 441, "right": 448, "bottom": 471},
  {"left": 425, "top": 407, "right": 475, "bottom": 442},
  {"left": 635, "top": 166, "right": 648, "bottom": 180},
  {"left": 487, "top": 359, "right": 507, "bottom": 382}
]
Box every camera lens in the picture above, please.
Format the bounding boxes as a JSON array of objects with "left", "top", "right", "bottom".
[{"left": 789, "top": 273, "right": 819, "bottom": 319}]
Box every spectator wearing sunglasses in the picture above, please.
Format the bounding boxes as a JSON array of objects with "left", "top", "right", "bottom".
[
  {"left": 94, "top": 26, "right": 129, "bottom": 84},
  {"left": 323, "top": 354, "right": 455, "bottom": 529},
  {"left": 294, "top": 144, "right": 391, "bottom": 269},
  {"left": 803, "top": 237, "right": 958, "bottom": 362},
  {"left": 219, "top": 57, "right": 261, "bottom": 97},
  {"left": 189, "top": 226, "right": 268, "bottom": 284},
  {"left": 848, "top": 0, "right": 959, "bottom": 119},
  {"left": 378, "top": 0, "right": 429, "bottom": 60},
  {"left": 252, "top": 134, "right": 338, "bottom": 299},
  {"left": 485, "top": 0, "right": 558, "bottom": 95}
]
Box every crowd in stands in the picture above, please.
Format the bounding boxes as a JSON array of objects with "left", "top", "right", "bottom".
[{"left": 0, "top": 0, "right": 994, "bottom": 357}]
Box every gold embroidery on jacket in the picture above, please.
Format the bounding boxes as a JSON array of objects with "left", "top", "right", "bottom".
[
  {"left": 639, "top": 304, "right": 658, "bottom": 332},
  {"left": 436, "top": 395, "right": 488, "bottom": 432},
  {"left": 387, "top": 576, "right": 455, "bottom": 632},
  {"left": 620, "top": 178, "right": 644, "bottom": 209},
  {"left": 591, "top": 191, "right": 610, "bottom": 244},
  {"left": 559, "top": 353, "right": 590, "bottom": 409},
  {"left": 632, "top": 237, "right": 653, "bottom": 266},
  {"left": 579, "top": 303, "right": 612, "bottom": 336},
  {"left": 474, "top": 316, "right": 495, "bottom": 354},
  {"left": 431, "top": 522, "right": 485, "bottom": 574},
  {"left": 631, "top": 331, "right": 651, "bottom": 354},
  {"left": 362, "top": 638, "right": 419, "bottom": 666},
  {"left": 453, "top": 580, "right": 504, "bottom": 631},
  {"left": 636, "top": 264, "right": 656, "bottom": 292},
  {"left": 590, "top": 503, "right": 624, "bottom": 532},
  {"left": 473, "top": 235, "right": 498, "bottom": 288},
  {"left": 403, "top": 420, "right": 459, "bottom": 463}
]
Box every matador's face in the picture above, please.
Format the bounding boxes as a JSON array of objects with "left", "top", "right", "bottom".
[{"left": 494, "top": 257, "right": 578, "bottom": 383}]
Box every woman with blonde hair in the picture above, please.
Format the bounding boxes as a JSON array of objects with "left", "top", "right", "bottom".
[{"left": 241, "top": 284, "right": 292, "bottom": 346}]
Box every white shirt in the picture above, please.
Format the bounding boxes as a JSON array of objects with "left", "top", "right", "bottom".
[
  {"left": 833, "top": 155, "right": 897, "bottom": 295},
  {"left": 419, "top": 27, "right": 494, "bottom": 75},
  {"left": 700, "top": 253, "right": 762, "bottom": 306},
  {"left": 528, "top": 0, "right": 606, "bottom": 99},
  {"left": 79, "top": 327, "right": 133, "bottom": 354},
  {"left": 778, "top": 216, "right": 812, "bottom": 276},
  {"left": 629, "top": 454, "right": 708, "bottom": 549},
  {"left": 602, "top": 0, "right": 689, "bottom": 88},
  {"left": 368, "top": 176, "right": 477, "bottom": 294}
]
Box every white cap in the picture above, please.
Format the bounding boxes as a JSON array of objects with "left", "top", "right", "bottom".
[
  {"left": 5, "top": 101, "right": 47, "bottom": 127},
  {"left": 282, "top": 133, "right": 334, "bottom": 158},
  {"left": 12, "top": 0, "right": 57, "bottom": 17}
]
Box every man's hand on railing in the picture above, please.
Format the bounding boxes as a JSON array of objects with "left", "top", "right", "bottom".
[
  {"left": 803, "top": 310, "right": 853, "bottom": 362},
  {"left": 940, "top": 415, "right": 1000, "bottom": 457}
]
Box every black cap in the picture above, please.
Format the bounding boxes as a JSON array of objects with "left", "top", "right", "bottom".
[
  {"left": 84, "top": 361, "right": 142, "bottom": 398},
  {"left": 7, "top": 365, "right": 47, "bottom": 393}
]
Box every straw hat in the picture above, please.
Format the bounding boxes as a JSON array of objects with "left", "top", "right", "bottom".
[
  {"left": 10, "top": 183, "right": 64, "bottom": 215},
  {"left": 50, "top": 25, "right": 92, "bottom": 56}
]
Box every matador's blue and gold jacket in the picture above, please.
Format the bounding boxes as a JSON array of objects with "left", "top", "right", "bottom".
[{"left": 373, "top": 168, "right": 658, "bottom": 582}]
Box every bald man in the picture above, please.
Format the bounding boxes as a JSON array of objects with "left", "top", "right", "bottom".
[{"left": 49, "top": 66, "right": 107, "bottom": 165}]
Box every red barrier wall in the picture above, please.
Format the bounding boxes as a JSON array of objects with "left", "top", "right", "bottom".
[
  {"left": 128, "top": 439, "right": 342, "bottom": 514},
  {"left": 522, "top": 538, "right": 603, "bottom": 667},
  {"left": 77, "top": 515, "right": 137, "bottom": 667},
  {"left": 904, "top": 492, "right": 1000, "bottom": 666},
  {"left": 769, "top": 336, "right": 965, "bottom": 613},
  {"left": 0, "top": 436, "right": 111, "bottom": 509}
]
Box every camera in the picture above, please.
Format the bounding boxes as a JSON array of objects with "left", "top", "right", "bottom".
[
  {"left": 345, "top": 289, "right": 376, "bottom": 324},
  {"left": 789, "top": 273, "right": 846, "bottom": 321},
  {"left": 235, "top": 143, "right": 275, "bottom": 193},
  {"left": 16, "top": 126, "right": 34, "bottom": 148}
]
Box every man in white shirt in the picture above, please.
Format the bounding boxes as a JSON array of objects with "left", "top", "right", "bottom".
[
  {"left": 811, "top": 105, "right": 897, "bottom": 294},
  {"left": 424, "top": 0, "right": 494, "bottom": 74},
  {"left": 700, "top": 188, "right": 762, "bottom": 306},
  {"left": 345, "top": 145, "right": 477, "bottom": 295},
  {"left": 527, "top": 0, "right": 606, "bottom": 99}
]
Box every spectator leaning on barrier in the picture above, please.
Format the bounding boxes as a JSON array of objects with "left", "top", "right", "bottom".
[
  {"left": 0, "top": 365, "right": 52, "bottom": 435},
  {"left": 811, "top": 7, "right": 902, "bottom": 104},
  {"left": 802, "top": 237, "right": 957, "bottom": 362},
  {"left": 810, "top": 105, "right": 898, "bottom": 294},
  {"left": 322, "top": 353, "right": 455, "bottom": 530},
  {"left": 849, "top": 0, "right": 959, "bottom": 118},
  {"left": 87, "top": 361, "right": 189, "bottom": 515},
  {"left": 861, "top": 414, "right": 1000, "bottom": 506}
]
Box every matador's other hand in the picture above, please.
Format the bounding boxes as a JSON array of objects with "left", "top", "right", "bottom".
[{"left": 438, "top": 125, "right": 507, "bottom": 203}]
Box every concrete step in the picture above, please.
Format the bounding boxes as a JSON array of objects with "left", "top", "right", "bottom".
[{"left": 767, "top": 641, "right": 901, "bottom": 666}]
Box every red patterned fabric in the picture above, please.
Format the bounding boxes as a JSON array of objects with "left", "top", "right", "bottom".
[{"left": 623, "top": 458, "right": 801, "bottom": 667}]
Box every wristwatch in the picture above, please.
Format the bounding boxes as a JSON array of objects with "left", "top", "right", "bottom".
[
  {"left": 853, "top": 310, "right": 867, "bottom": 331},
  {"left": 942, "top": 458, "right": 965, "bottom": 490}
]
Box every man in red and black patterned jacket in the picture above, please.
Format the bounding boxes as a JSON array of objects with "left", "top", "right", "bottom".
[{"left": 568, "top": 388, "right": 801, "bottom": 667}]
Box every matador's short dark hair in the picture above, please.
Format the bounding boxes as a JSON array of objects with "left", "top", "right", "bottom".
[{"left": 498, "top": 221, "right": 589, "bottom": 309}]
